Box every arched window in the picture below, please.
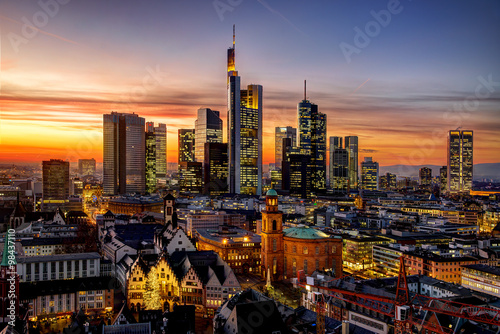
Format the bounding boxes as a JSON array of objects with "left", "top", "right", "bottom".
[
  {"left": 272, "top": 239, "right": 277, "bottom": 252},
  {"left": 284, "top": 244, "right": 287, "bottom": 252},
  {"left": 293, "top": 245, "right": 297, "bottom": 253},
  {"left": 292, "top": 259, "right": 297, "bottom": 276},
  {"left": 303, "top": 247, "right": 308, "bottom": 255},
  {"left": 284, "top": 257, "right": 287, "bottom": 276},
  {"left": 304, "top": 259, "right": 308, "bottom": 274},
  {"left": 316, "top": 259, "right": 320, "bottom": 271},
  {"left": 272, "top": 220, "right": 277, "bottom": 231},
  {"left": 315, "top": 246, "right": 319, "bottom": 255},
  {"left": 273, "top": 258, "right": 277, "bottom": 274}
]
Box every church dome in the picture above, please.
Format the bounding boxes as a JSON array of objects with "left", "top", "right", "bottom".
[{"left": 266, "top": 189, "right": 278, "bottom": 197}]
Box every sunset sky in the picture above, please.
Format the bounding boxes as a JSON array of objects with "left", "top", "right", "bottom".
[{"left": 1, "top": 0, "right": 499, "bottom": 166}]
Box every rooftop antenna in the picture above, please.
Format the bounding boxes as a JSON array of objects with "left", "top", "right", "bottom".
[
  {"left": 233, "top": 24, "right": 235, "bottom": 49},
  {"left": 304, "top": 80, "right": 307, "bottom": 101}
]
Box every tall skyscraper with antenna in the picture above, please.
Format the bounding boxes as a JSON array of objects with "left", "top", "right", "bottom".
[
  {"left": 227, "top": 25, "right": 262, "bottom": 195},
  {"left": 297, "top": 81, "right": 327, "bottom": 193}
]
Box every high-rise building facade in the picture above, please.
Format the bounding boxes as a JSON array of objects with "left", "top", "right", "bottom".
[
  {"left": 282, "top": 138, "right": 311, "bottom": 199},
  {"left": 329, "top": 136, "right": 349, "bottom": 193},
  {"left": 448, "top": 130, "right": 473, "bottom": 192},
  {"left": 204, "top": 143, "right": 228, "bottom": 196},
  {"left": 147, "top": 122, "right": 167, "bottom": 179},
  {"left": 78, "top": 158, "right": 96, "bottom": 177},
  {"left": 195, "top": 108, "right": 223, "bottom": 165},
  {"left": 330, "top": 149, "right": 349, "bottom": 194},
  {"left": 345, "top": 136, "right": 359, "bottom": 190},
  {"left": 43, "top": 159, "right": 70, "bottom": 201},
  {"left": 440, "top": 166, "right": 447, "bottom": 194},
  {"left": 361, "top": 157, "right": 379, "bottom": 191},
  {"left": 178, "top": 129, "right": 195, "bottom": 163},
  {"left": 179, "top": 162, "right": 203, "bottom": 194},
  {"left": 103, "top": 112, "right": 146, "bottom": 195},
  {"left": 419, "top": 167, "right": 432, "bottom": 187},
  {"left": 227, "top": 26, "right": 262, "bottom": 195},
  {"left": 275, "top": 127, "right": 296, "bottom": 168},
  {"left": 298, "top": 83, "right": 326, "bottom": 193},
  {"left": 145, "top": 131, "right": 156, "bottom": 193},
  {"left": 380, "top": 173, "right": 397, "bottom": 190}
]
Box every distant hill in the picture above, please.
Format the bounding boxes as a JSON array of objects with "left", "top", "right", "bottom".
[{"left": 380, "top": 163, "right": 500, "bottom": 181}]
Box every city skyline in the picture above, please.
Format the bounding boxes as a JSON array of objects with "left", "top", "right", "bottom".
[{"left": 1, "top": 0, "right": 499, "bottom": 166}]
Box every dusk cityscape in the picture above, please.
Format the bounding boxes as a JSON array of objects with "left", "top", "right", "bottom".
[{"left": 0, "top": 1, "right": 500, "bottom": 333}]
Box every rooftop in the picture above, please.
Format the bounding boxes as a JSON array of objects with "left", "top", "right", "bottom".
[
  {"left": 462, "top": 264, "right": 500, "bottom": 276},
  {"left": 283, "top": 225, "right": 330, "bottom": 239}
]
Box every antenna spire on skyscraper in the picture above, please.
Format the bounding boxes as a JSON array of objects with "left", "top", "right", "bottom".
[
  {"left": 233, "top": 24, "right": 235, "bottom": 49},
  {"left": 304, "top": 79, "right": 307, "bottom": 101}
]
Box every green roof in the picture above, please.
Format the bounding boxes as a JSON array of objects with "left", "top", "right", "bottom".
[
  {"left": 266, "top": 189, "right": 278, "bottom": 196},
  {"left": 283, "top": 226, "right": 329, "bottom": 239}
]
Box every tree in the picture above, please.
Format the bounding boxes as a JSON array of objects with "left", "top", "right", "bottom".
[{"left": 144, "top": 267, "right": 162, "bottom": 310}]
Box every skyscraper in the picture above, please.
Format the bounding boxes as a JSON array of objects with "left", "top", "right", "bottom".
[
  {"left": 275, "top": 127, "right": 296, "bottom": 168},
  {"left": 179, "top": 162, "right": 203, "bottom": 194},
  {"left": 298, "top": 81, "right": 326, "bottom": 193},
  {"left": 204, "top": 143, "right": 228, "bottom": 196},
  {"left": 439, "top": 166, "right": 447, "bottom": 194},
  {"left": 361, "top": 157, "right": 379, "bottom": 191},
  {"left": 147, "top": 122, "right": 167, "bottom": 179},
  {"left": 43, "top": 159, "right": 69, "bottom": 201},
  {"left": 145, "top": 130, "right": 156, "bottom": 193},
  {"left": 329, "top": 138, "right": 349, "bottom": 194},
  {"left": 227, "top": 26, "right": 262, "bottom": 195},
  {"left": 419, "top": 167, "right": 432, "bottom": 187},
  {"left": 103, "top": 112, "right": 146, "bottom": 195},
  {"left": 195, "top": 108, "right": 223, "bottom": 165},
  {"left": 380, "top": 173, "right": 397, "bottom": 190},
  {"left": 282, "top": 138, "right": 311, "bottom": 199},
  {"left": 78, "top": 158, "right": 96, "bottom": 177},
  {"left": 273, "top": 126, "right": 296, "bottom": 191},
  {"left": 345, "top": 136, "right": 359, "bottom": 190},
  {"left": 448, "top": 130, "right": 473, "bottom": 192},
  {"left": 178, "top": 129, "right": 195, "bottom": 163}
]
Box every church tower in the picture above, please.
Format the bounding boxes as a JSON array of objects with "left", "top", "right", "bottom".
[
  {"left": 163, "top": 193, "right": 177, "bottom": 230},
  {"left": 260, "top": 189, "right": 284, "bottom": 281}
]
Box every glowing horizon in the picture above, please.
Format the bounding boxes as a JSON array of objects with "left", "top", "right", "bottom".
[{"left": 1, "top": 0, "right": 499, "bottom": 166}]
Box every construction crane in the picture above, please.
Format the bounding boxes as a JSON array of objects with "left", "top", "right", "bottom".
[{"left": 298, "top": 257, "right": 500, "bottom": 334}]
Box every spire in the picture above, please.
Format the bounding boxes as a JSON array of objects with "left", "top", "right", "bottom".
[
  {"left": 304, "top": 80, "right": 306, "bottom": 101},
  {"left": 233, "top": 24, "right": 235, "bottom": 49}
]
